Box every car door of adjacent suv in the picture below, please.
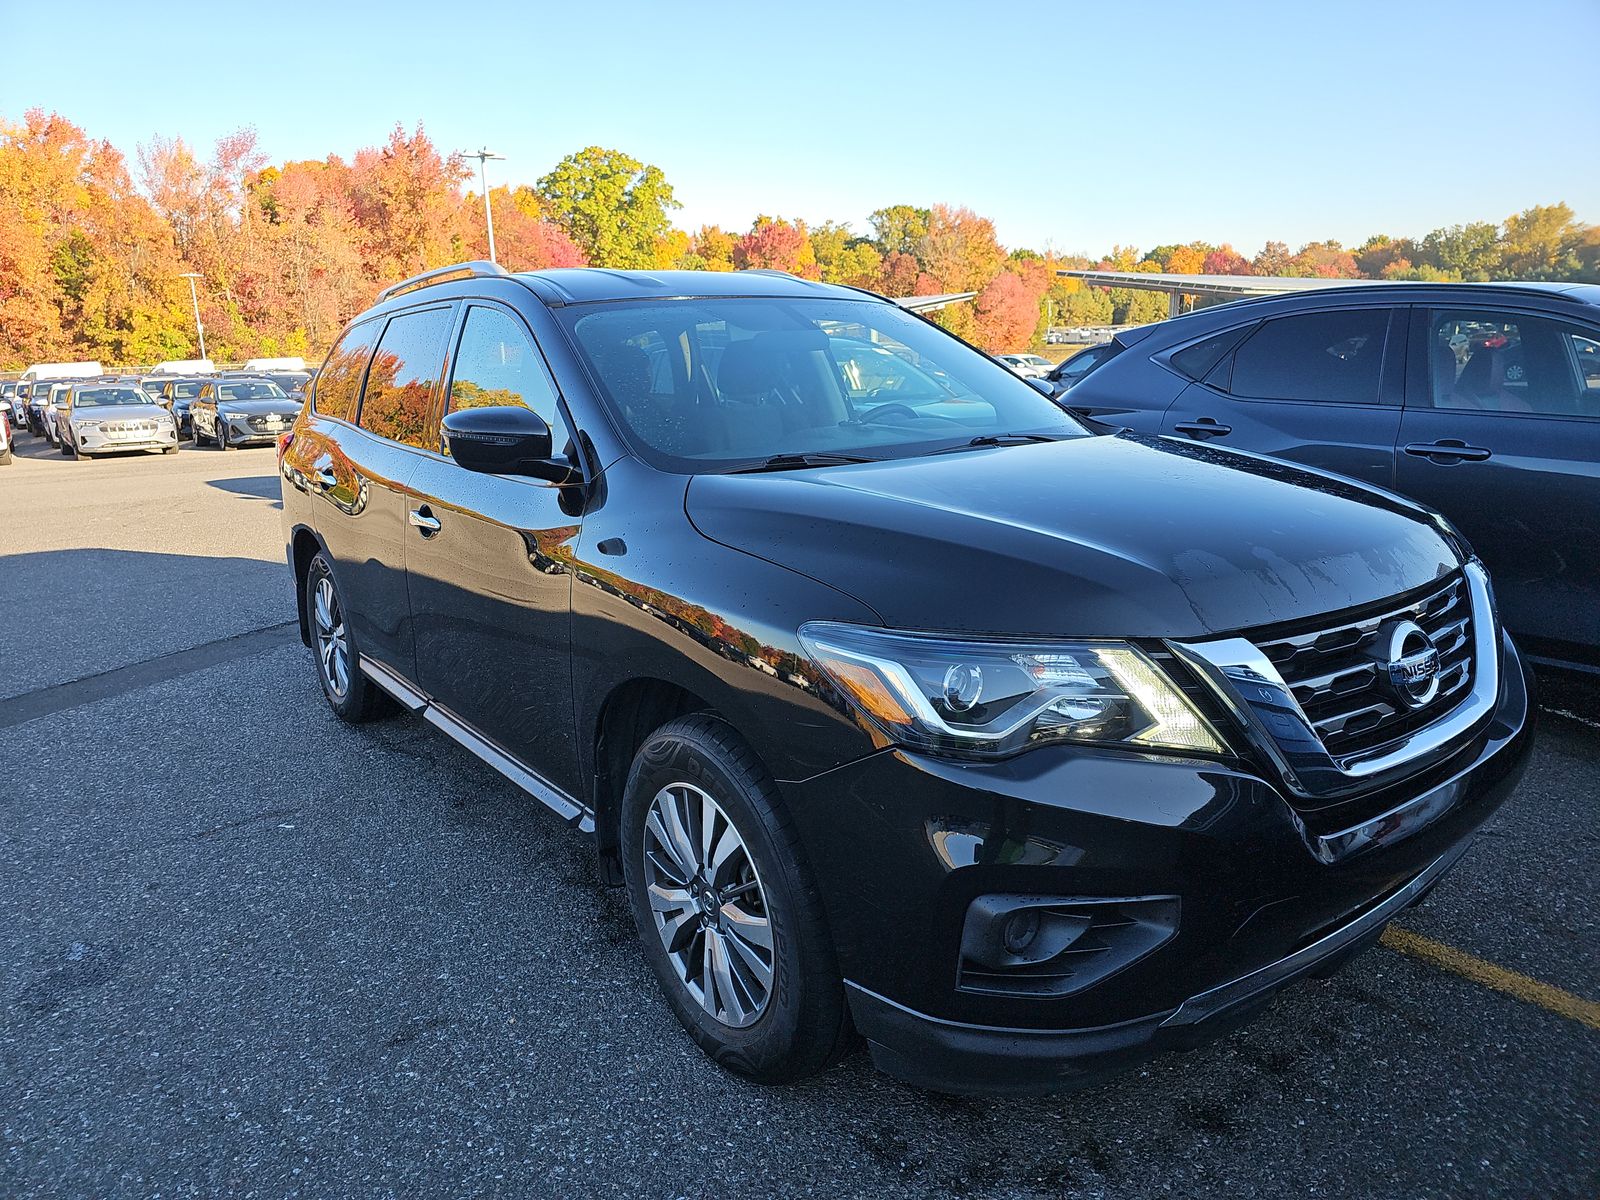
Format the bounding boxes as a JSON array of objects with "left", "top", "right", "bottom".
[
  {"left": 1397, "top": 304, "right": 1600, "bottom": 661},
  {"left": 1159, "top": 306, "right": 1406, "bottom": 488},
  {"left": 404, "top": 302, "right": 584, "bottom": 798}
]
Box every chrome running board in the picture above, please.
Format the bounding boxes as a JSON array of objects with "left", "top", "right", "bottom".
[{"left": 358, "top": 653, "right": 594, "bottom": 833}]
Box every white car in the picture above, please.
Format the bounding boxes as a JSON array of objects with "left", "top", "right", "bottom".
[
  {"left": 996, "top": 353, "right": 1055, "bottom": 379},
  {"left": 58, "top": 382, "right": 179, "bottom": 460}
]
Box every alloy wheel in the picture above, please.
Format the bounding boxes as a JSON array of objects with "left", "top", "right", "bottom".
[
  {"left": 643, "top": 782, "right": 775, "bottom": 1028},
  {"left": 312, "top": 574, "right": 350, "bottom": 698}
]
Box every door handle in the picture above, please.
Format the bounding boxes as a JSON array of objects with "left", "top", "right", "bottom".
[
  {"left": 409, "top": 505, "right": 442, "bottom": 535},
  {"left": 310, "top": 468, "right": 337, "bottom": 490},
  {"left": 1173, "top": 419, "right": 1232, "bottom": 439},
  {"left": 1403, "top": 441, "right": 1491, "bottom": 463}
]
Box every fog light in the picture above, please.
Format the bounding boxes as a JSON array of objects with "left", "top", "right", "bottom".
[
  {"left": 959, "top": 893, "right": 1180, "bottom": 998},
  {"left": 1003, "top": 909, "right": 1041, "bottom": 955}
]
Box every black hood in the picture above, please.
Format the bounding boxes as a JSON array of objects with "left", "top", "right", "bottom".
[{"left": 685, "top": 433, "right": 1459, "bottom": 639}]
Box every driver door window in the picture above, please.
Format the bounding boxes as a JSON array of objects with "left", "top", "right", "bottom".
[
  {"left": 444, "top": 305, "right": 563, "bottom": 454},
  {"left": 1426, "top": 310, "right": 1596, "bottom": 418}
]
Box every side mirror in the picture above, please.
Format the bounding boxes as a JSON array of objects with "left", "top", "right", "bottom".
[
  {"left": 1026, "top": 376, "right": 1057, "bottom": 398},
  {"left": 442, "top": 405, "right": 576, "bottom": 484}
]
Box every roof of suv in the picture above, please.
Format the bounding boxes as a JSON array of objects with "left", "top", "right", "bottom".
[
  {"left": 1209, "top": 279, "right": 1599, "bottom": 311},
  {"left": 1126, "top": 279, "right": 1600, "bottom": 346},
  {"left": 515, "top": 268, "right": 873, "bottom": 307}
]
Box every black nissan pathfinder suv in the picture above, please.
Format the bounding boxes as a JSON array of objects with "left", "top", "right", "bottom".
[{"left": 279, "top": 263, "right": 1532, "bottom": 1093}]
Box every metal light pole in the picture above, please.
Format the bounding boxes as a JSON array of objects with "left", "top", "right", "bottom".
[
  {"left": 464, "top": 148, "right": 505, "bottom": 262},
  {"left": 178, "top": 272, "right": 207, "bottom": 360}
]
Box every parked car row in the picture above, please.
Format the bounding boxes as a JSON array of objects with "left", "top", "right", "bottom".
[
  {"left": 280, "top": 261, "right": 1532, "bottom": 1095},
  {"left": 2, "top": 368, "right": 310, "bottom": 459}
]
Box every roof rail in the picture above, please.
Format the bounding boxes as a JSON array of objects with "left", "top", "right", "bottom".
[
  {"left": 738, "top": 268, "right": 798, "bottom": 279},
  {"left": 377, "top": 260, "right": 509, "bottom": 303}
]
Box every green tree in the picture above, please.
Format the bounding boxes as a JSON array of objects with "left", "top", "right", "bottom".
[
  {"left": 811, "top": 220, "right": 884, "bottom": 287},
  {"left": 1419, "top": 222, "right": 1501, "bottom": 281},
  {"left": 1499, "top": 203, "right": 1586, "bottom": 279},
  {"left": 537, "top": 146, "right": 679, "bottom": 269},
  {"left": 868, "top": 205, "right": 931, "bottom": 259}
]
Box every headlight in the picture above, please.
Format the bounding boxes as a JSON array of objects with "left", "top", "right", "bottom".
[
  {"left": 798, "top": 622, "right": 1225, "bottom": 758},
  {"left": 157, "top": 411, "right": 175, "bottom": 425},
  {"left": 75, "top": 420, "right": 102, "bottom": 431}
]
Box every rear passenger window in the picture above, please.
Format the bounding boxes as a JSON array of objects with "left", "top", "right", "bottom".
[
  {"left": 314, "top": 319, "right": 381, "bottom": 423},
  {"left": 1228, "top": 309, "right": 1389, "bottom": 404},
  {"left": 446, "top": 306, "right": 561, "bottom": 433},
  {"left": 359, "top": 306, "right": 455, "bottom": 448},
  {"left": 1171, "top": 326, "right": 1252, "bottom": 382}
]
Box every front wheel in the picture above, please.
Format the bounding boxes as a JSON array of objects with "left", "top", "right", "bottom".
[
  {"left": 620, "top": 714, "right": 850, "bottom": 1084},
  {"left": 217, "top": 423, "right": 233, "bottom": 451},
  {"left": 304, "top": 552, "right": 389, "bottom": 723}
]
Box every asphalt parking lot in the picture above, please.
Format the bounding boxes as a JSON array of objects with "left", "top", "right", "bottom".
[{"left": 1, "top": 432, "right": 1596, "bottom": 1199}]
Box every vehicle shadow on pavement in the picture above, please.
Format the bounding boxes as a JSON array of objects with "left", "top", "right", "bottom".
[
  {"left": 207, "top": 475, "right": 284, "bottom": 510},
  {"left": 0, "top": 548, "right": 292, "bottom": 702}
]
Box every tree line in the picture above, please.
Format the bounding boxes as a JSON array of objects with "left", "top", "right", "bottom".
[{"left": 1, "top": 109, "right": 1595, "bottom": 369}]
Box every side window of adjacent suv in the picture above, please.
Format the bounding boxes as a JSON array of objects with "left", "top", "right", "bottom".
[
  {"left": 358, "top": 306, "right": 456, "bottom": 449},
  {"left": 1426, "top": 309, "right": 1598, "bottom": 418},
  {"left": 443, "top": 305, "right": 562, "bottom": 448},
  {"left": 1227, "top": 309, "right": 1389, "bottom": 403},
  {"left": 315, "top": 318, "right": 382, "bottom": 423}
]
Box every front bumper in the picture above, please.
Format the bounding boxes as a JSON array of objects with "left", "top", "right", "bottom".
[
  {"left": 781, "top": 632, "right": 1533, "bottom": 1094},
  {"left": 226, "top": 425, "right": 288, "bottom": 445},
  {"left": 75, "top": 425, "right": 178, "bottom": 454}
]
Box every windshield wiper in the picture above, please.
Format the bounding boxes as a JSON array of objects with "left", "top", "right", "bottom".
[
  {"left": 927, "top": 433, "right": 1064, "bottom": 455},
  {"left": 730, "top": 452, "right": 880, "bottom": 474}
]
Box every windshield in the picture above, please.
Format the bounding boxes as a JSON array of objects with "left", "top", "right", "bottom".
[
  {"left": 73, "top": 386, "right": 152, "bottom": 407},
  {"left": 217, "top": 380, "right": 287, "bottom": 402},
  {"left": 562, "top": 297, "right": 1084, "bottom": 471}
]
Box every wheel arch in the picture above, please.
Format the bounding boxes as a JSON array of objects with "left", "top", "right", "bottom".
[
  {"left": 289, "top": 525, "right": 330, "bottom": 648},
  {"left": 590, "top": 676, "right": 727, "bottom": 883}
]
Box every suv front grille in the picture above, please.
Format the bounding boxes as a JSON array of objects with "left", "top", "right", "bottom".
[{"left": 1257, "top": 574, "right": 1473, "bottom": 761}]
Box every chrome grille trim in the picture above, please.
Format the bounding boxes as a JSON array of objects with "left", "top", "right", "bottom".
[
  {"left": 1258, "top": 575, "right": 1474, "bottom": 757},
  {"left": 1167, "top": 561, "right": 1499, "bottom": 800}
]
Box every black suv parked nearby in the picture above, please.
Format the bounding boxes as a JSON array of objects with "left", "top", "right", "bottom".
[
  {"left": 280, "top": 264, "right": 1531, "bottom": 1093},
  {"left": 1054, "top": 282, "right": 1600, "bottom": 671}
]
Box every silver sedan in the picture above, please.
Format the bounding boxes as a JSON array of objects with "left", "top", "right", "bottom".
[{"left": 59, "top": 384, "right": 180, "bottom": 459}]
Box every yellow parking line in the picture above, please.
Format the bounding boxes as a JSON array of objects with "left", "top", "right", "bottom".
[{"left": 1380, "top": 926, "right": 1600, "bottom": 1032}]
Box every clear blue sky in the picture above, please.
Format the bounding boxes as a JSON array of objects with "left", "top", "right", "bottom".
[{"left": 6, "top": 0, "right": 1597, "bottom": 255}]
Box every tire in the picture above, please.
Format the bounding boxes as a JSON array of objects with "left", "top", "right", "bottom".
[
  {"left": 164, "top": 442, "right": 179, "bottom": 455},
  {"left": 218, "top": 423, "right": 233, "bottom": 451},
  {"left": 304, "top": 552, "right": 390, "bottom": 723},
  {"left": 0, "top": 446, "right": 11, "bottom": 465},
  {"left": 620, "top": 714, "right": 850, "bottom": 1084},
  {"left": 194, "top": 420, "right": 210, "bottom": 447},
  {"left": 60, "top": 434, "right": 73, "bottom": 457}
]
